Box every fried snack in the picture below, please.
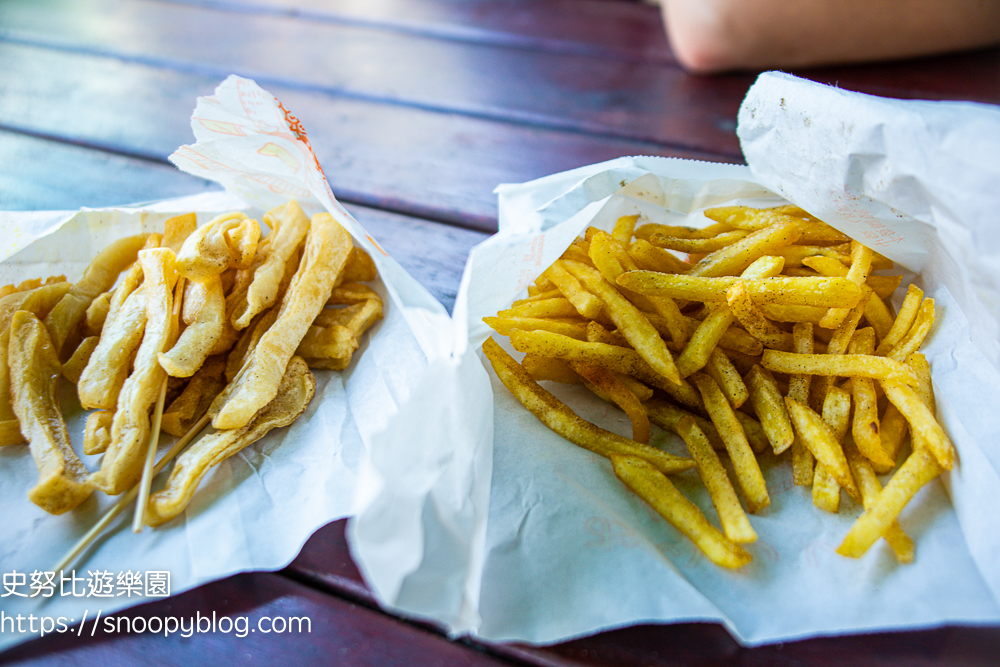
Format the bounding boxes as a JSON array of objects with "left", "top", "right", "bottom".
[
  {"left": 571, "top": 361, "right": 651, "bottom": 443},
  {"left": 84, "top": 291, "right": 112, "bottom": 337},
  {"left": 77, "top": 286, "right": 148, "bottom": 410},
  {"left": 610, "top": 455, "right": 751, "bottom": 569},
  {"left": 675, "top": 416, "right": 757, "bottom": 544},
  {"left": 161, "top": 356, "right": 227, "bottom": 437},
  {"left": 745, "top": 365, "right": 795, "bottom": 454},
  {"left": 91, "top": 248, "right": 180, "bottom": 494},
  {"left": 83, "top": 410, "right": 114, "bottom": 455},
  {"left": 0, "top": 282, "right": 73, "bottom": 446},
  {"left": 761, "top": 350, "right": 919, "bottom": 388},
  {"left": 230, "top": 200, "right": 311, "bottom": 329},
  {"left": 881, "top": 380, "right": 954, "bottom": 470},
  {"left": 812, "top": 385, "right": 852, "bottom": 512},
  {"left": 691, "top": 373, "right": 770, "bottom": 513},
  {"left": 843, "top": 436, "right": 915, "bottom": 563},
  {"left": 8, "top": 311, "right": 93, "bottom": 514},
  {"left": 145, "top": 356, "right": 316, "bottom": 527},
  {"left": 212, "top": 212, "right": 352, "bottom": 430},
  {"left": 62, "top": 336, "right": 99, "bottom": 384},
  {"left": 483, "top": 338, "right": 694, "bottom": 475},
  {"left": 158, "top": 275, "right": 225, "bottom": 377},
  {"left": 849, "top": 329, "right": 894, "bottom": 472},
  {"left": 562, "top": 260, "right": 680, "bottom": 384},
  {"left": 43, "top": 234, "right": 149, "bottom": 357},
  {"left": 619, "top": 273, "right": 862, "bottom": 309},
  {"left": 543, "top": 260, "right": 604, "bottom": 319},
  {"left": 837, "top": 447, "right": 942, "bottom": 558},
  {"left": 784, "top": 397, "right": 861, "bottom": 502},
  {"left": 176, "top": 211, "right": 260, "bottom": 280}
]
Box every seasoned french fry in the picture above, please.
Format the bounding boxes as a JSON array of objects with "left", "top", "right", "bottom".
[
  {"left": 762, "top": 350, "right": 919, "bottom": 388},
  {"left": 572, "top": 362, "right": 650, "bottom": 443},
  {"left": 543, "top": 260, "right": 603, "bottom": 320},
  {"left": 483, "top": 338, "right": 694, "bottom": 475},
  {"left": 675, "top": 416, "right": 757, "bottom": 543},
  {"left": 618, "top": 273, "right": 862, "bottom": 308},
  {"left": 726, "top": 281, "right": 793, "bottom": 351},
  {"left": 881, "top": 380, "right": 954, "bottom": 470},
  {"left": 784, "top": 397, "right": 861, "bottom": 502},
  {"left": 885, "top": 298, "right": 935, "bottom": 362},
  {"left": 691, "top": 373, "right": 769, "bottom": 513},
  {"left": 849, "top": 329, "right": 894, "bottom": 472},
  {"left": 843, "top": 436, "right": 915, "bottom": 563},
  {"left": 838, "top": 447, "right": 941, "bottom": 558},
  {"left": 875, "top": 283, "right": 924, "bottom": 356},
  {"left": 745, "top": 365, "right": 795, "bottom": 454},
  {"left": 610, "top": 454, "right": 751, "bottom": 569}
]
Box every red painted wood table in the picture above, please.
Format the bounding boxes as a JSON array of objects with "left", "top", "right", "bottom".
[{"left": 2, "top": 1, "right": 999, "bottom": 664}]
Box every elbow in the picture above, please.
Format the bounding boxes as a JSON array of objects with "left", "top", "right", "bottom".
[{"left": 660, "top": 3, "right": 753, "bottom": 74}]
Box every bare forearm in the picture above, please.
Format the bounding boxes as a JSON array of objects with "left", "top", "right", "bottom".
[{"left": 661, "top": 0, "right": 1000, "bottom": 73}]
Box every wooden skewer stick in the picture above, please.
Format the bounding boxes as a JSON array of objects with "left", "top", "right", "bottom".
[
  {"left": 133, "top": 275, "right": 186, "bottom": 533},
  {"left": 52, "top": 413, "right": 211, "bottom": 574},
  {"left": 132, "top": 378, "right": 168, "bottom": 533}
]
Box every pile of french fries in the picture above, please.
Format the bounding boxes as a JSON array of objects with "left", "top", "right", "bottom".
[
  {"left": 483, "top": 205, "right": 949, "bottom": 569},
  {"left": 1, "top": 199, "right": 381, "bottom": 537}
]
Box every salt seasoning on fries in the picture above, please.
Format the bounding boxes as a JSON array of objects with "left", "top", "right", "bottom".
[{"left": 484, "top": 205, "right": 951, "bottom": 568}]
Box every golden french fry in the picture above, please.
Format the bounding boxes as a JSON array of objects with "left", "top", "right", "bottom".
[
  {"left": 644, "top": 398, "right": 727, "bottom": 451},
  {"left": 726, "top": 281, "right": 793, "bottom": 351},
  {"left": 649, "top": 230, "right": 749, "bottom": 253},
  {"left": 885, "top": 298, "right": 935, "bottom": 362},
  {"left": 522, "top": 354, "right": 582, "bottom": 384},
  {"left": 499, "top": 297, "right": 580, "bottom": 319},
  {"left": 675, "top": 416, "right": 757, "bottom": 544},
  {"left": 704, "top": 348, "right": 748, "bottom": 409},
  {"left": 843, "top": 436, "right": 915, "bottom": 563},
  {"left": 848, "top": 329, "right": 894, "bottom": 472},
  {"left": 618, "top": 273, "right": 862, "bottom": 309},
  {"left": 875, "top": 283, "right": 924, "bottom": 355},
  {"left": 838, "top": 447, "right": 941, "bottom": 558},
  {"left": 8, "top": 311, "right": 93, "bottom": 514},
  {"left": 744, "top": 365, "right": 795, "bottom": 454},
  {"left": 628, "top": 238, "right": 691, "bottom": 275},
  {"left": 91, "top": 248, "right": 180, "bottom": 495},
  {"left": 686, "top": 220, "right": 801, "bottom": 278},
  {"left": 543, "top": 260, "right": 603, "bottom": 319},
  {"left": 762, "top": 350, "right": 919, "bottom": 388},
  {"left": 610, "top": 454, "right": 752, "bottom": 569},
  {"left": 818, "top": 241, "right": 873, "bottom": 330},
  {"left": 212, "top": 213, "right": 352, "bottom": 430},
  {"left": 508, "top": 328, "right": 702, "bottom": 409},
  {"left": 158, "top": 275, "right": 225, "bottom": 378},
  {"left": 146, "top": 356, "right": 316, "bottom": 527},
  {"left": 483, "top": 338, "right": 694, "bottom": 475},
  {"left": 612, "top": 214, "right": 638, "bottom": 244},
  {"left": 483, "top": 316, "right": 588, "bottom": 340},
  {"left": 691, "top": 373, "right": 769, "bottom": 513},
  {"left": 880, "top": 380, "right": 954, "bottom": 470},
  {"left": 784, "top": 397, "right": 861, "bottom": 502},
  {"left": 571, "top": 362, "right": 650, "bottom": 443}
]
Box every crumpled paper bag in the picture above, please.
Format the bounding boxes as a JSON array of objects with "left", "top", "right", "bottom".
[{"left": 349, "top": 72, "right": 1000, "bottom": 646}]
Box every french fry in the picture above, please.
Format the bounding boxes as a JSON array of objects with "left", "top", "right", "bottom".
[
  {"left": 849, "top": 329, "right": 894, "bottom": 472},
  {"left": 571, "top": 362, "right": 650, "bottom": 443},
  {"left": 543, "top": 260, "right": 603, "bottom": 320},
  {"left": 610, "top": 454, "right": 751, "bottom": 569},
  {"left": 843, "top": 436, "right": 915, "bottom": 563},
  {"left": 483, "top": 338, "right": 693, "bottom": 475},
  {"left": 762, "top": 350, "right": 920, "bottom": 388},
  {"left": 881, "top": 380, "right": 954, "bottom": 470},
  {"left": 838, "top": 447, "right": 942, "bottom": 558},
  {"left": 744, "top": 365, "right": 795, "bottom": 454},
  {"left": 784, "top": 397, "right": 861, "bottom": 502},
  {"left": 691, "top": 373, "right": 770, "bottom": 513},
  {"left": 618, "top": 273, "right": 862, "bottom": 308},
  {"left": 874, "top": 283, "right": 924, "bottom": 355}
]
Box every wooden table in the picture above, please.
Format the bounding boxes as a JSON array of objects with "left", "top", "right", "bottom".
[{"left": 2, "top": 1, "right": 999, "bottom": 664}]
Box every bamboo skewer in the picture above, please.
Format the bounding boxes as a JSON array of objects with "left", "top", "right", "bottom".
[
  {"left": 132, "top": 378, "right": 169, "bottom": 533},
  {"left": 52, "top": 413, "right": 211, "bottom": 573}
]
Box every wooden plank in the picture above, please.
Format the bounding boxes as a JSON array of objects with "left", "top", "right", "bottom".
[
  {"left": 165, "top": 0, "right": 675, "bottom": 63},
  {"left": 0, "top": 0, "right": 751, "bottom": 152},
  {"left": 0, "top": 42, "right": 739, "bottom": 232},
  {"left": 0, "top": 572, "right": 523, "bottom": 667},
  {"left": 0, "top": 129, "right": 220, "bottom": 210}
]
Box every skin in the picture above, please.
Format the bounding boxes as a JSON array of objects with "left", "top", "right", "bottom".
[{"left": 659, "top": 0, "right": 1000, "bottom": 73}]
